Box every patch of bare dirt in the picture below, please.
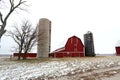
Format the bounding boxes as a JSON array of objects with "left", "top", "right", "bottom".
[{"left": 47, "top": 66, "right": 120, "bottom": 80}]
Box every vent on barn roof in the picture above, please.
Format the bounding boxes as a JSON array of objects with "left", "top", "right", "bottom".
[{"left": 84, "top": 31, "right": 95, "bottom": 56}]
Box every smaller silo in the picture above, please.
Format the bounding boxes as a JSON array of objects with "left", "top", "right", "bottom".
[{"left": 84, "top": 31, "right": 95, "bottom": 56}]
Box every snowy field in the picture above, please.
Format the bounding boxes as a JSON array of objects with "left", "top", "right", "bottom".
[{"left": 0, "top": 56, "right": 120, "bottom": 80}]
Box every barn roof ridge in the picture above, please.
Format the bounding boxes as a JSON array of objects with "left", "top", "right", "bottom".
[{"left": 69, "top": 35, "right": 82, "bottom": 41}]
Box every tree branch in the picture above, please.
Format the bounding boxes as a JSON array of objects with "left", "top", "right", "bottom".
[
  {"left": 4, "top": 0, "right": 26, "bottom": 23},
  {"left": 7, "top": 31, "right": 20, "bottom": 46},
  {"left": 0, "top": 0, "right": 27, "bottom": 39},
  {"left": 0, "top": 12, "right": 3, "bottom": 23}
]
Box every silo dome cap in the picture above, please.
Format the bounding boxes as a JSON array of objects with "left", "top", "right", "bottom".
[
  {"left": 40, "top": 18, "right": 50, "bottom": 21},
  {"left": 87, "top": 31, "right": 92, "bottom": 34}
]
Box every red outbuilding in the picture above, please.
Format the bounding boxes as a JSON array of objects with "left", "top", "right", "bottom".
[
  {"left": 13, "top": 53, "right": 37, "bottom": 58},
  {"left": 115, "top": 41, "right": 120, "bottom": 55},
  {"left": 50, "top": 36, "right": 84, "bottom": 58},
  {"left": 116, "top": 47, "right": 120, "bottom": 55}
]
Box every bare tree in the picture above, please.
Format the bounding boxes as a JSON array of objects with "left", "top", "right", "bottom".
[
  {"left": 7, "top": 20, "right": 37, "bottom": 60},
  {"left": 22, "top": 21, "right": 37, "bottom": 59},
  {"left": 0, "top": 0, "right": 27, "bottom": 39}
]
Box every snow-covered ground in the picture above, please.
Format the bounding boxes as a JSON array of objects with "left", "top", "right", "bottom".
[{"left": 0, "top": 56, "right": 120, "bottom": 80}]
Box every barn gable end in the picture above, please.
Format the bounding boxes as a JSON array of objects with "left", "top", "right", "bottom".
[{"left": 50, "top": 36, "right": 84, "bottom": 58}]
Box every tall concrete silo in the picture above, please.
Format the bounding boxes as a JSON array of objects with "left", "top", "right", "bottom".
[
  {"left": 84, "top": 31, "right": 95, "bottom": 56},
  {"left": 37, "top": 18, "right": 51, "bottom": 58}
]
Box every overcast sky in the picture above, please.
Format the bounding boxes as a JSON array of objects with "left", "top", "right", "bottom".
[{"left": 0, "top": 0, "right": 120, "bottom": 54}]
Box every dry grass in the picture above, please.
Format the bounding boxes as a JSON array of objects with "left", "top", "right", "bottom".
[{"left": 11, "top": 56, "right": 116, "bottom": 63}]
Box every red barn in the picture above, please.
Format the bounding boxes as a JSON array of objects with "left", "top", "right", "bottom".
[{"left": 50, "top": 36, "right": 84, "bottom": 58}]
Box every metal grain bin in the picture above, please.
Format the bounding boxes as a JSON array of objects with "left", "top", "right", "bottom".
[{"left": 84, "top": 31, "right": 95, "bottom": 56}]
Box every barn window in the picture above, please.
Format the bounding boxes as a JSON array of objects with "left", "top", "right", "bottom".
[
  {"left": 67, "top": 52, "right": 69, "bottom": 54},
  {"left": 74, "top": 48, "right": 77, "bottom": 51},
  {"left": 74, "top": 43, "right": 77, "bottom": 46}
]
